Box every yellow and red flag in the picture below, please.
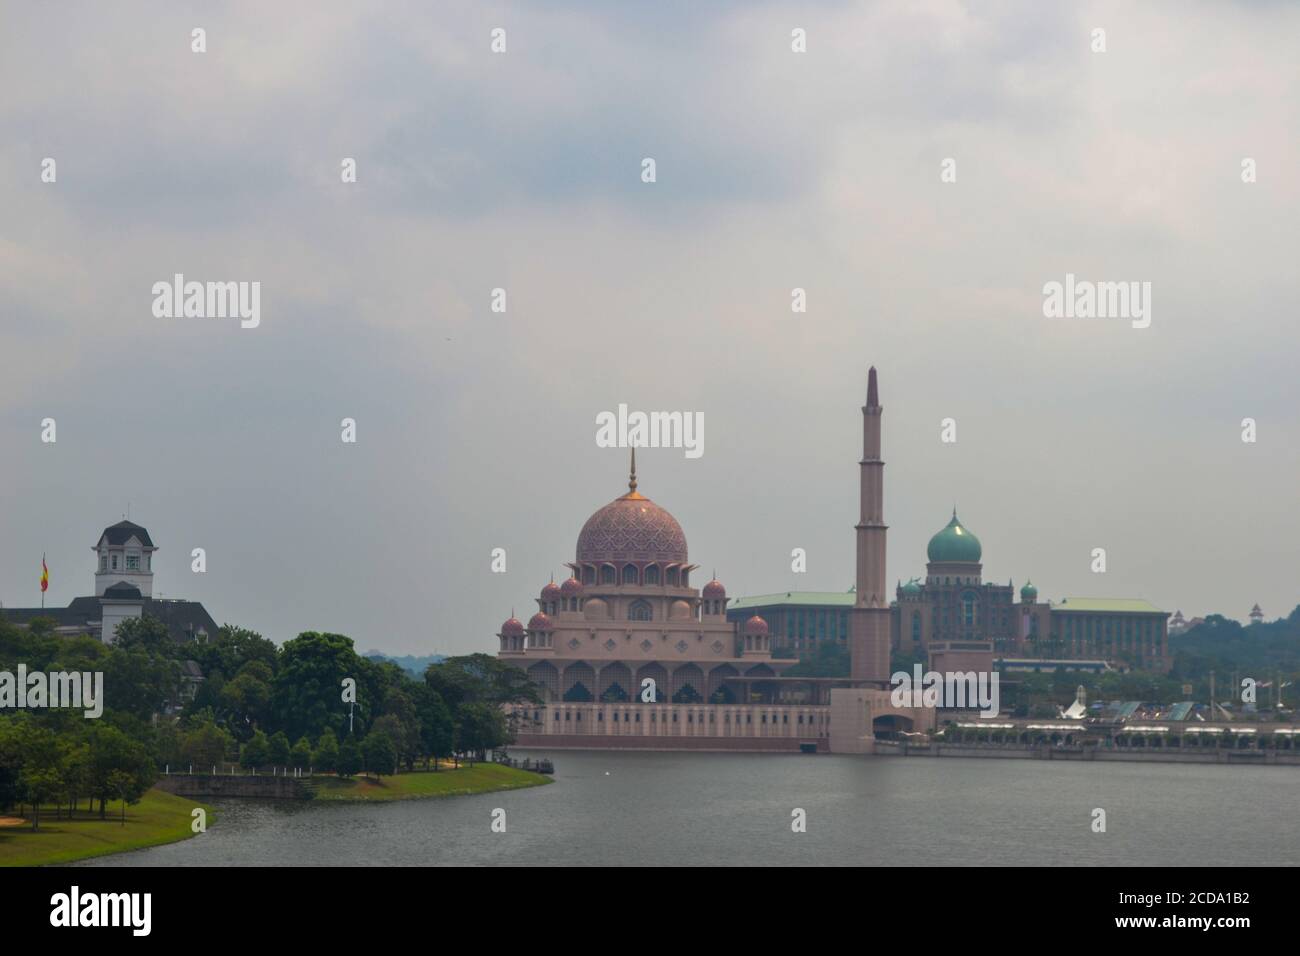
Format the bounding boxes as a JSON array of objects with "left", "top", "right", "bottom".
[{"left": 40, "top": 554, "right": 49, "bottom": 592}]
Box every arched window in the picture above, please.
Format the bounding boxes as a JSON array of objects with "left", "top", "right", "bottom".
[
  {"left": 962, "top": 592, "right": 978, "bottom": 629},
  {"left": 628, "top": 599, "right": 653, "bottom": 621},
  {"left": 644, "top": 565, "right": 660, "bottom": 585},
  {"left": 911, "top": 611, "right": 921, "bottom": 643},
  {"left": 583, "top": 565, "right": 596, "bottom": 585},
  {"left": 622, "top": 564, "right": 638, "bottom": 585},
  {"left": 601, "top": 565, "right": 616, "bottom": 584},
  {"left": 666, "top": 567, "right": 679, "bottom": 586},
  {"left": 563, "top": 682, "right": 593, "bottom": 702}
]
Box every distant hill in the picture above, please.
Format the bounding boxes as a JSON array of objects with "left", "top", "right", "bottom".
[{"left": 363, "top": 651, "right": 446, "bottom": 678}]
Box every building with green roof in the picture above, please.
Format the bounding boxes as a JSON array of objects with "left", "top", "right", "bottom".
[
  {"left": 729, "top": 510, "right": 1171, "bottom": 672},
  {"left": 726, "top": 590, "right": 855, "bottom": 657}
]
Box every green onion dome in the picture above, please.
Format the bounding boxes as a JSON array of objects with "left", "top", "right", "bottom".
[{"left": 926, "top": 510, "right": 982, "bottom": 564}]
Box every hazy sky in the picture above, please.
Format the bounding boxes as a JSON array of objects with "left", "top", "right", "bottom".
[{"left": 2, "top": 1, "right": 1296, "bottom": 655}]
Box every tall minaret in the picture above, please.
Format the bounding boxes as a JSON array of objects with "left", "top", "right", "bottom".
[{"left": 850, "top": 367, "right": 891, "bottom": 683}]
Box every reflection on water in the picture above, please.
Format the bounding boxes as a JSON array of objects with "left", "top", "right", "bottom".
[{"left": 79, "top": 752, "right": 1299, "bottom": 866}]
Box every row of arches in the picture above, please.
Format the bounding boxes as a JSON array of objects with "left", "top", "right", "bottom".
[
  {"left": 576, "top": 563, "right": 692, "bottom": 588},
  {"left": 525, "top": 660, "right": 776, "bottom": 705}
]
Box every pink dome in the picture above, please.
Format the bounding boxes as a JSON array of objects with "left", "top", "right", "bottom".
[
  {"left": 743, "top": 614, "right": 769, "bottom": 636},
  {"left": 560, "top": 576, "right": 584, "bottom": 596},
  {"left": 702, "top": 579, "right": 726, "bottom": 598},
  {"left": 500, "top": 617, "right": 525, "bottom": 637},
  {"left": 528, "top": 612, "right": 553, "bottom": 631},
  {"left": 541, "top": 581, "right": 561, "bottom": 600},
  {"left": 577, "top": 492, "right": 687, "bottom": 564}
]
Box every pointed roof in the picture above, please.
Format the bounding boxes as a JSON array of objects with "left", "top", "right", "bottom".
[
  {"left": 102, "top": 582, "right": 143, "bottom": 600},
  {"left": 99, "top": 520, "right": 154, "bottom": 548}
]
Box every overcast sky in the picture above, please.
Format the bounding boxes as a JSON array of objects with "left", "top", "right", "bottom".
[{"left": 2, "top": 1, "right": 1296, "bottom": 655}]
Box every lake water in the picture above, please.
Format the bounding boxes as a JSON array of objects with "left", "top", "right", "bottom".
[{"left": 79, "top": 751, "right": 1299, "bottom": 866}]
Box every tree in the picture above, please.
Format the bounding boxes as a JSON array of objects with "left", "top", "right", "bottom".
[
  {"left": 220, "top": 660, "right": 274, "bottom": 740},
  {"left": 0, "top": 718, "right": 26, "bottom": 812},
  {"left": 377, "top": 687, "right": 422, "bottom": 770},
  {"left": 59, "top": 739, "right": 91, "bottom": 818},
  {"left": 370, "top": 714, "right": 413, "bottom": 771},
  {"left": 152, "top": 720, "right": 184, "bottom": 771},
  {"left": 362, "top": 730, "right": 398, "bottom": 777},
  {"left": 455, "top": 702, "right": 508, "bottom": 761},
  {"left": 182, "top": 719, "right": 233, "bottom": 769},
  {"left": 290, "top": 736, "right": 312, "bottom": 769},
  {"left": 313, "top": 729, "right": 340, "bottom": 772},
  {"left": 268, "top": 730, "right": 291, "bottom": 766},
  {"left": 336, "top": 737, "right": 362, "bottom": 777},
  {"left": 85, "top": 724, "right": 153, "bottom": 820},
  {"left": 273, "top": 632, "right": 371, "bottom": 742},
  {"left": 425, "top": 654, "right": 541, "bottom": 712},
  {"left": 194, "top": 624, "right": 278, "bottom": 682},
  {"left": 106, "top": 769, "right": 135, "bottom": 827},
  {"left": 17, "top": 725, "right": 63, "bottom": 830},
  {"left": 113, "top": 615, "right": 173, "bottom": 654},
  {"left": 103, "top": 646, "right": 181, "bottom": 720},
  {"left": 240, "top": 730, "right": 270, "bottom": 770},
  {"left": 415, "top": 687, "right": 454, "bottom": 770}
]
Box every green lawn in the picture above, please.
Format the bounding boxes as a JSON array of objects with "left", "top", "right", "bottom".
[
  {"left": 0, "top": 789, "right": 213, "bottom": 867},
  {"left": 310, "top": 763, "right": 551, "bottom": 802}
]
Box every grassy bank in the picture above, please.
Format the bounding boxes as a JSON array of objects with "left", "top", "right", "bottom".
[
  {"left": 0, "top": 789, "right": 213, "bottom": 867},
  {"left": 310, "top": 763, "right": 551, "bottom": 802}
]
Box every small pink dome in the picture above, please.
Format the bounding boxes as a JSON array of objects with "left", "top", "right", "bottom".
[
  {"left": 743, "top": 614, "right": 769, "bottom": 636},
  {"left": 560, "top": 576, "right": 584, "bottom": 596},
  {"left": 500, "top": 617, "right": 525, "bottom": 637},
  {"left": 541, "top": 581, "right": 561, "bottom": 600},
  {"left": 702, "top": 579, "right": 726, "bottom": 598},
  {"left": 528, "top": 612, "right": 553, "bottom": 631}
]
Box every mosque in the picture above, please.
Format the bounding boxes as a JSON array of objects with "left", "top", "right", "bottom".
[{"left": 497, "top": 368, "right": 926, "bottom": 752}]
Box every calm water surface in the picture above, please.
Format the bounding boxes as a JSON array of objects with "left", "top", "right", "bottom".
[{"left": 80, "top": 752, "right": 1300, "bottom": 866}]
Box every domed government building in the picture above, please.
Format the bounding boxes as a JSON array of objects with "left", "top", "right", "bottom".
[{"left": 729, "top": 504, "right": 1169, "bottom": 678}]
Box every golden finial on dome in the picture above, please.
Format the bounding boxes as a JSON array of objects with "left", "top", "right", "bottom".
[{"left": 620, "top": 446, "right": 646, "bottom": 500}]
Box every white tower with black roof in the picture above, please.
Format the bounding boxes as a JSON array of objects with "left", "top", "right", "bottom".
[{"left": 93, "top": 520, "right": 157, "bottom": 597}]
